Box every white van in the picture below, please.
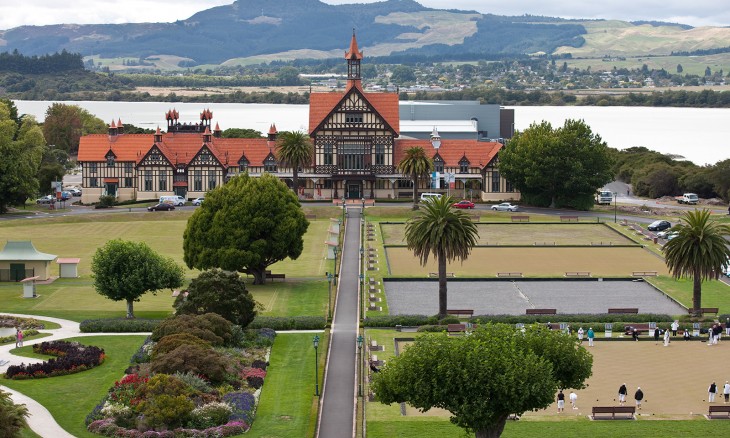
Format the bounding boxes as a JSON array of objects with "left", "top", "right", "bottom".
[
  {"left": 160, "top": 195, "right": 186, "bottom": 206},
  {"left": 420, "top": 193, "right": 442, "bottom": 202}
]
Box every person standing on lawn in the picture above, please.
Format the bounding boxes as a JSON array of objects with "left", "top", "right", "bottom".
[
  {"left": 618, "top": 383, "right": 628, "bottom": 405},
  {"left": 557, "top": 390, "right": 565, "bottom": 413},
  {"left": 15, "top": 328, "right": 22, "bottom": 348},
  {"left": 634, "top": 387, "right": 644, "bottom": 410},
  {"left": 671, "top": 320, "right": 679, "bottom": 336},
  {"left": 709, "top": 382, "right": 718, "bottom": 403},
  {"left": 587, "top": 327, "right": 595, "bottom": 347},
  {"left": 663, "top": 328, "right": 670, "bottom": 346},
  {"left": 577, "top": 327, "right": 584, "bottom": 344},
  {"left": 723, "top": 381, "right": 730, "bottom": 403}
]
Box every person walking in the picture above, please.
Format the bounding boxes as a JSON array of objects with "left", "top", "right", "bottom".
[
  {"left": 577, "top": 327, "right": 584, "bottom": 344},
  {"left": 663, "top": 327, "right": 670, "bottom": 346},
  {"left": 15, "top": 328, "right": 23, "bottom": 348},
  {"left": 569, "top": 391, "right": 578, "bottom": 410},
  {"left": 725, "top": 318, "right": 730, "bottom": 337},
  {"left": 557, "top": 390, "right": 565, "bottom": 413},
  {"left": 709, "top": 382, "right": 718, "bottom": 403},
  {"left": 634, "top": 387, "right": 644, "bottom": 410},
  {"left": 653, "top": 327, "right": 660, "bottom": 344},
  {"left": 618, "top": 383, "right": 628, "bottom": 405},
  {"left": 723, "top": 381, "right": 730, "bottom": 403},
  {"left": 684, "top": 328, "right": 691, "bottom": 341},
  {"left": 587, "top": 327, "right": 595, "bottom": 347},
  {"left": 671, "top": 320, "right": 679, "bottom": 337}
]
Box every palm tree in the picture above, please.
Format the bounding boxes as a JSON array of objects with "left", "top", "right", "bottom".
[
  {"left": 405, "top": 195, "right": 479, "bottom": 318},
  {"left": 397, "top": 146, "right": 433, "bottom": 210},
  {"left": 276, "top": 131, "right": 314, "bottom": 196},
  {"left": 663, "top": 209, "right": 730, "bottom": 317}
]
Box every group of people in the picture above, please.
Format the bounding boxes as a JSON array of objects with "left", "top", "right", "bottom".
[
  {"left": 556, "top": 390, "right": 579, "bottom": 412},
  {"left": 575, "top": 327, "right": 595, "bottom": 346},
  {"left": 14, "top": 327, "right": 23, "bottom": 348},
  {"left": 617, "top": 383, "right": 644, "bottom": 409},
  {"left": 707, "top": 323, "right": 724, "bottom": 345},
  {"left": 558, "top": 385, "right": 645, "bottom": 412},
  {"left": 707, "top": 381, "right": 730, "bottom": 403}
]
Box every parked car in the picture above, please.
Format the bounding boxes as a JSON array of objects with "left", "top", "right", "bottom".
[
  {"left": 491, "top": 202, "right": 519, "bottom": 212},
  {"left": 665, "top": 231, "right": 680, "bottom": 240},
  {"left": 147, "top": 203, "right": 175, "bottom": 211},
  {"left": 656, "top": 229, "right": 671, "bottom": 239},
  {"left": 67, "top": 188, "right": 82, "bottom": 197},
  {"left": 36, "top": 195, "right": 54, "bottom": 204},
  {"left": 61, "top": 191, "right": 73, "bottom": 201},
  {"left": 648, "top": 220, "right": 671, "bottom": 232},
  {"left": 452, "top": 200, "right": 475, "bottom": 209},
  {"left": 192, "top": 197, "right": 204, "bottom": 206},
  {"left": 420, "top": 193, "right": 442, "bottom": 202}
]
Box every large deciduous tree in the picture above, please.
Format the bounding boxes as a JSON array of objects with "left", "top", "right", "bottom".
[
  {"left": 405, "top": 195, "right": 478, "bottom": 318},
  {"left": 663, "top": 209, "right": 730, "bottom": 316},
  {"left": 397, "top": 146, "right": 433, "bottom": 210},
  {"left": 42, "top": 103, "right": 106, "bottom": 155},
  {"left": 0, "top": 101, "right": 44, "bottom": 212},
  {"left": 275, "top": 130, "right": 313, "bottom": 196},
  {"left": 92, "top": 239, "right": 184, "bottom": 318},
  {"left": 183, "top": 173, "right": 309, "bottom": 285},
  {"left": 0, "top": 389, "right": 29, "bottom": 438},
  {"left": 499, "top": 119, "right": 613, "bottom": 210},
  {"left": 175, "top": 269, "right": 259, "bottom": 327},
  {"left": 372, "top": 324, "right": 593, "bottom": 438}
]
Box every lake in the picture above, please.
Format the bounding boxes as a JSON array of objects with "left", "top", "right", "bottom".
[{"left": 14, "top": 100, "right": 730, "bottom": 165}]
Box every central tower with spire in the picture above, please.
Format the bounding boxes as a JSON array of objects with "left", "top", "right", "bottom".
[{"left": 345, "top": 29, "right": 363, "bottom": 86}]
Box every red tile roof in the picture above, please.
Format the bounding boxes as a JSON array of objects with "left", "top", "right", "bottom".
[
  {"left": 394, "top": 139, "right": 502, "bottom": 168},
  {"left": 309, "top": 86, "right": 399, "bottom": 135},
  {"left": 345, "top": 30, "right": 363, "bottom": 60}
]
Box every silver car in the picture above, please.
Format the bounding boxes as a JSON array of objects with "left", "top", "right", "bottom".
[{"left": 491, "top": 202, "right": 519, "bottom": 212}]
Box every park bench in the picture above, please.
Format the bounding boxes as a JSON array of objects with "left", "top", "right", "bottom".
[
  {"left": 624, "top": 323, "right": 652, "bottom": 335},
  {"left": 497, "top": 272, "right": 523, "bottom": 278},
  {"left": 268, "top": 273, "right": 285, "bottom": 281},
  {"left": 591, "top": 406, "right": 635, "bottom": 420},
  {"left": 565, "top": 271, "right": 591, "bottom": 277},
  {"left": 447, "top": 309, "right": 474, "bottom": 318},
  {"left": 608, "top": 308, "right": 639, "bottom": 314},
  {"left": 688, "top": 307, "right": 719, "bottom": 315},
  {"left": 429, "top": 272, "right": 454, "bottom": 278},
  {"left": 708, "top": 405, "right": 730, "bottom": 419},
  {"left": 511, "top": 215, "right": 530, "bottom": 222},
  {"left": 526, "top": 308, "right": 557, "bottom": 315},
  {"left": 560, "top": 215, "right": 580, "bottom": 222},
  {"left": 369, "top": 340, "right": 383, "bottom": 352},
  {"left": 632, "top": 271, "right": 658, "bottom": 277},
  {"left": 447, "top": 324, "right": 466, "bottom": 333}
]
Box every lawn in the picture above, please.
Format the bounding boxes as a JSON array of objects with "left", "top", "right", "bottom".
[
  {"left": 648, "top": 276, "right": 730, "bottom": 314},
  {"left": 2, "top": 335, "right": 147, "bottom": 438}
]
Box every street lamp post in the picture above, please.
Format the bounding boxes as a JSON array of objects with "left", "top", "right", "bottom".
[
  {"left": 361, "top": 197, "right": 365, "bottom": 216},
  {"left": 613, "top": 192, "right": 618, "bottom": 223},
  {"left": 357, "top": 335, "right": 364, "bottom": 397},
  {"left": 333, "top": 246, "right": 339, "bottom": 286},
  {"left": 342, "top": 196, "right": 346, "bottom": 223},
  {"left": 313, "top": 335, "right": 320, "bottom": 396},
  {"left": 326, "top": 272, "right": 333, "bottom": 320},
  {"left": 359, "top": 273, "right": 364, "bottom": 320}
]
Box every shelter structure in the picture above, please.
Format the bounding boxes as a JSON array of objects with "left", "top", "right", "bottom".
[{"left": 0, "top": 241, "right": 57, "bottom": 282}]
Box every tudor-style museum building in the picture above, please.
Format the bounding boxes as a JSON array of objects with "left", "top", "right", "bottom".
[{"left": 78, "top": 33, "right": 518, "bottom": 204}]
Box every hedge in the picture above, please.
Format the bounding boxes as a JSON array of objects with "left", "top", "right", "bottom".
[
  {"left": 363, "top": 313, "right": 682, "bottom": 328},
  {"left": 247, "top": 316, "right": 326, "bottom": 330},
  {"left": 80, "top": 318, "right": 161, "bottom": 333}
]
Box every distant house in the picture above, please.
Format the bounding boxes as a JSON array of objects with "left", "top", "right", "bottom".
[
  {"left": 0, "top": 241, "right": 57, "bottom": 282},
  {"left": 78, "top": 32, "right": 518, "bottom": 203}
]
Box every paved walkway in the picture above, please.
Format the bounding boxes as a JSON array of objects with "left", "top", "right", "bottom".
[{"left": 317, "top": 207, "right": 361, "bottom": 438}]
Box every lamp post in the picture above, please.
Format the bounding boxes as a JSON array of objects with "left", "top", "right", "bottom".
[
  {"left": 359, "top": 273, "right": 365, "bottom": 320},
  {"left": 326, "top": 272, "right": 333, "bottom": 320},
  {"left": 313, "top": 335, "right": 320, "bottom": 396},
  {"left": 613, "top": 192, "right": 618, "bottom": 223},
  {"left": 361, "top": 197, "right": 365, "bottom": 216},
  {"left": 333, "top": 246, "right": 339, "bottom": 286},
  {"left": 357, "top": 334, "right": 364, "bottom": 397},
  {"left": 342, "top": 196, "right": 346, "bottom": 223}
]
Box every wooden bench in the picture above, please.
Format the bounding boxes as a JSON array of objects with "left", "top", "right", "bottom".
[
  {"left": 708, "top": 405, "right": 730, "bottom": 419},
  {"left": 447, "top": 309, "right": 474, "bottom": 318},
  {"left": 560, "top": 215, "right": 580, "bottom": 222},
  {"left": 497, "top": 272, "right": 523, "bottom": 278},
  {"left": 429, "top": 272, "right": 455, "bottom": 278},
  {"left": 511, "top": 215, "right": 530, "bottom": 222},
  {"left": 565, "top": 271, "right": 591, "bottom": 277},
  {"left": 268, "top": 273, "right": 286, "bottom": 281},
  {"left": 447, "top": 324, "right": 466, "bottom": 333},
  {"left": 608, "top": 308, "right": 639, "bottom": 314},
  {"left": 688, "top": 307, "right": 719, "bottom": 315},
  {"left": 591, "top": 406, "right": 635, "bottom": 420},
  {"left": 632, "top": 271, "right": 658, "bottom": 277},
  {"left": 624, "top": 323, "right": 652, "bottom": 335},
  {"left": 526, "top": 308, "right": 557, "bottom": 315}
]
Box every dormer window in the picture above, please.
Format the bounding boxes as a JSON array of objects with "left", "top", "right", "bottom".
[
  {"left": 459, "top": 158, "right": 470, "bottom": 173},
  {"left": 345, "top": 113, "right": 363, "bottom": 123},
  {"left": 433, "top": 157, "right": 444, "bottom": 173},
  {"left": 264, "top": 156, "right": 278, "bottom": 173},
  {"left": 239, "top": 157, "right": 249, "bottom": 172},
  {"left": 106, "top": 154, "right": 115, "bottom": 167}
]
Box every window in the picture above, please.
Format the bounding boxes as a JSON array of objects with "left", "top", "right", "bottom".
[
  {"left": 208, "top": 173, "right": 216, "bottom": 190},
  {"left": 199, "top": 151, "right": 211, "bottom": 162},
  {"left": 340, "top": 142, "right": 365, "bottom": 170},
  {"left": 124, "top": 177, "right": 133, "bottom": 188},
  {"left": 194, "top": 170, "right": 202, "bottom": 191},
  {"left": 159, "top": 173, "right": 167, "bottom": 191},
  {"left": 345, "top": 113, "right": 363, "bottom": 123},
  {"left": 124, "top": 162, "right": 133, "bottom": 174},
  {"left": 89, "top": 177, "right": 98, "bottom": 187},
  {"left": 238, "top": 158, "right": 249, "bottom": 173},
  {"left": 375, "top": 143, "right": 385, "bottom": 165},
  {"left": 265, "top": 157, "right": 277, "bottom": 173},
  {"left": 150, "top": 152, "right": 161, "bottom": 161},
  {"left": 397, "top": 179, "right": 413, "bottom": 188},
  {"left": 459, "top": 159, "right": 470, "bottom": 173},
  {"left": 323, "top": 143, "right": 333, "bottom": 165},
  {"left": 88, "top": 162, "right": 98, "bottom": 174},
  {"left": 144, "top": 170, "right": 153, "bottom": 191},
  {"left": 506, "top": 180, "right": 514, "bottom": 192},
  {"left": 106, "top": 154, "right": 115, "bottom": 167},
  {"left": 491, "top": 171, "right": 500, "bottom": 192},
  {"left": 433, "top": 157, "right": 444, "bottom": 173},
  {"left": 375, "top": 180, "right": 387, "bottom": 189},
  {"left": 324, "top": 180, "right": 333, "bottom": 189}
]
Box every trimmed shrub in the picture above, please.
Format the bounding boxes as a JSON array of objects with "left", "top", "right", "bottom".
[
  {"left": 248, "top": 316, "right": 326, "bottom": 330},
  {"left": 175, "top": 269, "right": 258, "bottom": 328},
  {"left": 363, "top": 315, "right": 439, "bottom": 327},
  {"left": 196, "top": 313, "right": 234, "bottom": 346},
  {"left": 151, "top": 333, "right": 212, "bottom": 358},
  {"left": 188, "top": 402, "right": 233, "bottom": 429},
  {"left": 138, "top": 394, "right": 194, "bottom": 429},
  {"left": 134, "top": 374, "right": 192, "bottom": 401},
  {"left": 151, "top": 315, "right": 224, "bottom": 346},
  {"left": 150, "top": 344, "right": 229, "bottom": 384},
  {"left": 80, "top": 318, "right": 161, "bottom": 333}
]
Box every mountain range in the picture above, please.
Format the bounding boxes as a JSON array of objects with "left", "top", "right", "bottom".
[{"left": 1, "top": 0, "right": 729, "bottom": 67}]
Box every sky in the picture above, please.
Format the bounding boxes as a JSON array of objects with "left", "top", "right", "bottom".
[{"left": 0, "top": 0, "right": 728, "bottom": 31}]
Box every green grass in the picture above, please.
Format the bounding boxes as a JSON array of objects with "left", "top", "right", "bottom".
[
  {"left": 1, "top": 335, "right": 147, "bottom": 438},
  {"left": 19, "top": 428, "right": 42, "bottom": 438},
  {"left": 248, "top": 332, "right": 327, "bottom": 438},
  {"left": 648, "top": 276, "right": 730, "bottom": 313},
  {"left": 249, "top": 280, "right": 328, "bottom": 318}
]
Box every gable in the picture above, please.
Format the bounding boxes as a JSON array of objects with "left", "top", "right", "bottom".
[
  {"left": 310, "top": 86, "right": 399, "bottom": 135},
  {"left": 139, "top": 146, "right": 173, "bottom": 167},
  {"left": 189, "top": 146, "right": 222, "bottom": 167}
]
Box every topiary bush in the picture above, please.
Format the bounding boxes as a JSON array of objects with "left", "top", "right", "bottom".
[
  {"left": 150, "top": 344, "right": 230, "bottom": 384},
  {"left": 80, "top": 318, "right": 161, "bottom": 333},
  {"left": 151, "top": 333, "right": 212, "bottom": 358},
  {"left": 151, "top": 315, "right": 224, "bottom": 346},
  {"left": 137, "top": 394, "right": 194, "bottom": 430},
  {"left": 175, "top": 269, "right": 258, "bottom": 328}
]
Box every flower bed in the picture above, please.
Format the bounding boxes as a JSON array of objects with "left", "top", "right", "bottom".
[
  {"left": 0, "top": 315, "right": 46, "bottom": 330},
  {"left": 4, "top": 340, "right": 105, "bottom": 379}
]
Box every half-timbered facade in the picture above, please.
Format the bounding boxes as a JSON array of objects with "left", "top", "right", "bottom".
[{"left": 78, "top": 33, "right": 518, "bottom": 203}]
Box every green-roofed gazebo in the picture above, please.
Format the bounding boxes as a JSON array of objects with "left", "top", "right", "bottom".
[{"left": 0, "top": 241, "right": 57, "bottom": 281}]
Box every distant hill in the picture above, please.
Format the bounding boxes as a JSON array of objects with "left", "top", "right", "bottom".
[{"left": 1, "top": 0, "right": 730, "bottom": 67}]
